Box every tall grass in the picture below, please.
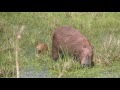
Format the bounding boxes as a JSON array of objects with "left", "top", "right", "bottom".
[{"left": 0, "top": 12, "right": 120, "bottom": 78}]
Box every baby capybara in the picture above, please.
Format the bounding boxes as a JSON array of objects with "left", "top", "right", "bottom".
[
  {"left": 52, "top": 26, "right": 94, "bottom": 67},
  {"left": 36, "top": 42, "right": 48, "bottom": 54}
]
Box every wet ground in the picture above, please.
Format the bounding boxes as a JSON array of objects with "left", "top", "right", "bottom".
[{"left": 20, "top": 67, "right": 50, "bottom": 78}]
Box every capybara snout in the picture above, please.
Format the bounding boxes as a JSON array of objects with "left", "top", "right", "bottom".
[
  {"left": 80, "top": 46, "right": 94, "bottom": 67},
  {"left": 52, "top": 26, "right": 94, "bottom": 68}
]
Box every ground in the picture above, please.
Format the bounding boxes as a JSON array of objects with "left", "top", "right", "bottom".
[{"left": 0, "top": 12, "right": 120, "bottom": 78}]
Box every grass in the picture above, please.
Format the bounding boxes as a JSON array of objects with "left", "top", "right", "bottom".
[{"left": 0, "top": 12, "right": 120, "bottom": 78}]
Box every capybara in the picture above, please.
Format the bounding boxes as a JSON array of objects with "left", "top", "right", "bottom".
[
  {"left": 52, "top": 26, "right": 94, "bottom": 67},
  {"left": 36, "top": 42, "right": 48, "bottom": 55}
]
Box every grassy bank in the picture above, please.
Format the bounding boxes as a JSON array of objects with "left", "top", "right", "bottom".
[{"left": 0, "top": 12, "right": 120, "bottom": 78}]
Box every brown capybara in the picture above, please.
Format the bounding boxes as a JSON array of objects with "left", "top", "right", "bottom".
[
  {"left": 36, "top": 42, "right": 48, "bottom": 55},
  {"left": 52, "top": 26, "right": 94, "bottom": 67}
]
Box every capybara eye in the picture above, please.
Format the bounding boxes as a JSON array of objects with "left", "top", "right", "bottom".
[{"left": 83, "top": 45, "right": 87, "bottom": 48}]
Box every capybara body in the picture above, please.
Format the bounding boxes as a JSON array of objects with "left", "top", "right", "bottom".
[
  {"left": 36, "top": 43, "right": 48, "bottom": 54},
  {"left": 52, "top": 26, "right": 94, "bottom": 67}
]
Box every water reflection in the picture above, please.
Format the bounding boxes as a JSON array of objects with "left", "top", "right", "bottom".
[{"left": 20, "top": 67, "right": 50, "bottom": 78}]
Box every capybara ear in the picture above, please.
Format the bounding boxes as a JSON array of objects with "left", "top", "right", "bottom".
[{"left": 92, "top": 46, "right": 94, "bottom": 49}]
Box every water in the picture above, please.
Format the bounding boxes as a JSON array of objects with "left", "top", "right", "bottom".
[
  {"left": 98, "top": 70, "right": 120, "bottom": 78},
  {"left": 20, "top": 67, "right": 50, "bottom": 78}
]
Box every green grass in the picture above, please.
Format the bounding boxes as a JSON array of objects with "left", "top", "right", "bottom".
[{"left": 0, "top": 12, "right": 120, "bottom": 78}]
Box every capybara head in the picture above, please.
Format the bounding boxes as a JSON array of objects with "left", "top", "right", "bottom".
[
  {"left": 52, "top": 26, "right": 94, "bottom": 68},
  {"left": 36, "top": 42, "right": 48, "bottom": 54},
  {"left": 80, "top": 45, "right": 94, "bottom": 68}
]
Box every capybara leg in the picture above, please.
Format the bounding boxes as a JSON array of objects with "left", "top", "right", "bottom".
[
  {"left": 73, "top": 54, "right": 80, "bottom": 61},
  {"left": 52, "top": 47, "right": 59, "bottom": 61}
]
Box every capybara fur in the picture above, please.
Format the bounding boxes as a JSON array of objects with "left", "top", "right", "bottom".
[
  {"left": 52, "top": 26, "right": 94, "bottom": 67},
  {"left": 36, "top": 42, "right": 48, "bottom": 55}
]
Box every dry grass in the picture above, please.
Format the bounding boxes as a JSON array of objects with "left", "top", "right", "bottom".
[{"left": 15, "top": 25, "right": 25, "bottom": 78}]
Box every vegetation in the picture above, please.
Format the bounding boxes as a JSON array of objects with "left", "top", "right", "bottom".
[{"left": 0, "top": 12, "right": 120, "bottom": 78}]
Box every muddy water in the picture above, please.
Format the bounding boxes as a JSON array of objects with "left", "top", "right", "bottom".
[{"left": 20, "top": 67, "right": 51, "bottom": 78}]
